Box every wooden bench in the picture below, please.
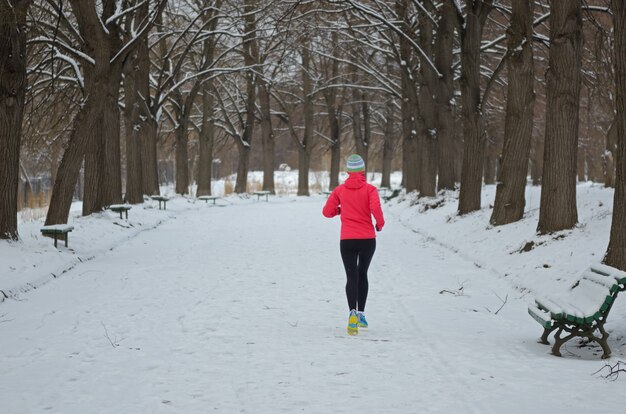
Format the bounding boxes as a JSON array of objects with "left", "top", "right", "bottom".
[
  {"left": 40, "top": 224, "right": 74, "bottom": 248},
  {"left": 198, "top": 195, "right": 219, "bottom": 205},
  {"left": 109, "top": 204, "right": 131, "bottom": 219},
  {"left": 253, "top": 190, "right": 271, "bottom": 201},
  {"left": 150, "top": 195, "right": 169, "bottom": 210},
  {"left": 377, "top": 187, "right": 390, "bottom": 197},
  {"left": 528, "top": 263, "right": 626, "bottom": 359}
]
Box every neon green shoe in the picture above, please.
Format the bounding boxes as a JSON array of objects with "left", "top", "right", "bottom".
[{"left": 347, "top": 310, "right": 358, "bottom": 335}]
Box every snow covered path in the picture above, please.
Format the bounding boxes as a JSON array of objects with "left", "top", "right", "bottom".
[{"left": 1, "top": 196, "right": 624, "bottom": 413}]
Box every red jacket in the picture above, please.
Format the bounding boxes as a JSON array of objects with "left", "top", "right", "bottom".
[{"left": 322, "top": 173, "right": 385, "bottom": 240}]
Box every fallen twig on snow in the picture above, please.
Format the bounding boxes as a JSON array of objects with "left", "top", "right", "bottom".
[
  {"left": 101, "top": 322, "right": 122, "bottom": 348},
  {"left": 593, "top": 360, "right": 626, "bottom": 380},
  {"left": 485, "top": 292, "right": 508, "bottom": 315},
  {"left": 439, "top": 280, "right": 467, "bottom": 296}
]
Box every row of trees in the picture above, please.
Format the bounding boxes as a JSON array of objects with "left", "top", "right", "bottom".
[{"left": 0, "top": 0, "right": 625, "bottom": 269}]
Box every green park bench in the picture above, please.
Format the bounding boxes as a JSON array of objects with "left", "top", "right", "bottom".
[
  {"left": 253, "top": 190, "right": 271, "bottom": 201},
  {"left": 109, "top": 204, "right": 131, "bottom": 219},
  {"left": 150, "top": 195, "right": 169, "bottom": 210},
  {"left": 198, "top": 195, "right": 219, "bottom": 205},
  {"left": 528, "top": 263, "right": 626, "bottom": 359},
  {"left": 40, "top": 224, "right": 74, "bottom": 248}
]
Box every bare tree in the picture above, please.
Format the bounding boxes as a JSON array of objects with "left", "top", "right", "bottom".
[
  {"left": 45, "top": 0, "right": 165, "bottom": 225},
  {"left": 490, "top": 0, "right": 535, "bottom": 225},
  {"left": 537, "top": 0, "right": 582, "bottom": 234},
  {"left": 452, "top": 0, "right": 495, "bottom": 215},
  {"left": 0, "top": 0, "right": 32, "bottom": 240},
  {"left": 604, "top": 0, "right": 626, "bottom": 270}
]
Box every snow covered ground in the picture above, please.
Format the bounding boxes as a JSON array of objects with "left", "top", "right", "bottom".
[{"left": 1, "top": 172, "right": 625, "bottom": 413}]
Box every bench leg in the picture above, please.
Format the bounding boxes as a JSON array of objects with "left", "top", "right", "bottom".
[
  {"left": 54, "top": 235, "right": 58, "bottom": 248},
  {"left": 65, "top": 233, "right": 68, "bottom": 248},
  {"left": 119, "top": 211, "right": 123, "bottom": 219},
  {"left": 539, "top": 327, "right": 555, "bottom": 345},
  {"left": 125, "top": 210, "right": 128, "bottom": 219},
  {"left": 595, "top": 323, "right": 612, "bottom": 359},
  {"left": 551, "top": 328, "right": 577, "bottom": 357}
]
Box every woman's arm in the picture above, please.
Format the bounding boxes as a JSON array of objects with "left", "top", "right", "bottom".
[
  {"left": 369, "top": 186, "right": 385, "bottom": 230},
  {"left": 322, "top": 188, "right": 341, "bottom": 217}
]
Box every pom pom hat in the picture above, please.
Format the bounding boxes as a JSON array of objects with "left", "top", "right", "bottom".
[{"left": 346, "top": 154, "right": 365, "bottom": 172}]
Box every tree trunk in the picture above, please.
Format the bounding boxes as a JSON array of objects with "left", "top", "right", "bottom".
[
  {"left": 397, "top": 0, "right": 418, "bottom": 192},
  {"left": 46, "top": 94, "right": 104, "bottom": 225},
  {"left": 102, "top": 77, "right": 123, "bottom": 205},
  {"left": 197, "top": 87, "right": 215, "bottom": 197},
  {"left": 418, "top": 2, "right": 437, "bottom": 197},
  {"left": 604, "top": 0, "right": 626, "bottom": 270},
  {"left": 123, "top": 52, "right": 144, "bottom": 204},
  {"left": 483, "top": 149, "right": 497, "bottom": 185},
  {"left": 298, "top": 42, "right": 314, "bottom": 196},
  {"left": 351, "top": 73, "right": 367, "bottom": 164},
  {"left": 259, "top": 81, "right": 275, "bottom": 193},
  {"left": 381, "top": 97, "right": 394, "bottom": 189},
  {"left": 604, "top": 118, "right": 617, "bottom": 188},
  {"left": 234, "top": 0, "right": 258, "bottom": 194},
  {"left": 537, "top": 0, "right": 582, "bottom": 234},
  {"left": 234, "top": 142, "right": 250, "bottom": 193},
  {"left": 82, "top": 111, "right": 106, "bottom": 215},
  {"left": 174, "top": 119, "right": 190, "bottom": 195},
  {"left": 490, "top": 0, "right": 535, "bottom": 226},
  {"left": 530, "top": 133, "right": 544, "bottom": 185},
  {"left": 458, "top": 3, "right": 493, "bottom": 215},
  {"left": 325, "top": 93, "right": 341, "bottom": 191},
  {"left": 143, "top": 117, "right": 160, "bottom": 195},
  {"left": 0, "top": 0, "right": 30, "bottom": 240},
  {"left": 330, "top": 137, "right": 341, "bottom": 190},
  {"left": 436, "top": 0, "right": 456, "bottom": 192}
]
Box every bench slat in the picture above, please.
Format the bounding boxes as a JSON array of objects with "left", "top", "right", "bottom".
[
  {"left": 581, "top": 271, "right": 619, "bottom": 293},
  {"left": 41, "top": 225, "right": 74, "bottom": 233},
  {"left": 591, "top": 263, "right": 626, "bottom": 285},
  {"left": 528, "top": 304, "right": 553, "bottom": 329}
]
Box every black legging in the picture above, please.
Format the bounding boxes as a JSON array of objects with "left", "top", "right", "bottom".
[{"left": 340, "top": 238, "right": 376, "bottom": 312}]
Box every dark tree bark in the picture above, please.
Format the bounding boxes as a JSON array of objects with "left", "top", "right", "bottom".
[
  {"left": 197, "top": 86, "right": 215, "bottom": 197},
  {"left": 456, "top": 0, "right": 494, "bottom": 215},
  {"left": 298, "top": 43, "right": 314, "bottom": 196},
  {"left": 0, "top": 0, "right": 31, "bottom": 240},
  {"left": 174, "top": 95, "right": 190, "bottom": 195},
  {"left": 322, "top": 32, "right": 342, "bottom": 190},
  {"left": 537, "top": 0, "right": 582, "bottom": 234},
  {"left": 417, "top": 1, "right": 437, "bottom": 197},
  {"left": 123, "top": 54, "right": 144, "bottom": 204},
  {"left": 604, "top": 118, "right": 617, "bottom": 188},
  {"left": 435, "top": 1, "right": 456, "bottom": 190},
  {"left": 47, "top": 0, "right": 110, "bottom": 224},
  {"left": 350, "top": 72, "right": 368, "bottom": 166},
  {"left": 259, "top": 80, "right": 275, "bottom": 193},
  {"left": 530, "top": 133, "right": 544, "bottom": 185},
  {"left": 435, "top": 0, "right": 456, "bottom": 192},
  {"left": 605, "top": 0, "right": 626, "bottom": 270},
  {"left": 490, "top": 0, "right": 535, "bottom": 225},
  {"left": 142, "top": 117, "right": 160, "bottom": 195},
  {"left": 234, "top": 0, "right": 258, "bottom": 194},
  {"left": 381, "top": 96, "right": 394, "bottom": 189},
  {"left": 323, "top": 86, "right": 341, "bottom": 190},
  {"left": 47, "top": 0, "right": 163, "bottom": 223},
  {"left": 397, "top": 0, "right": 419, "bottom": 192}
]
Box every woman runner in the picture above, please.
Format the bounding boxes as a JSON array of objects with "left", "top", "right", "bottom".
[{"left": 322, "top": 154, "right": 385, "bottom": 335}]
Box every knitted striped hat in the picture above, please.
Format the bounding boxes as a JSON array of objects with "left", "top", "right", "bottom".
[{"left": 346, "top": 154, "right": 365, "bottom": 172}]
